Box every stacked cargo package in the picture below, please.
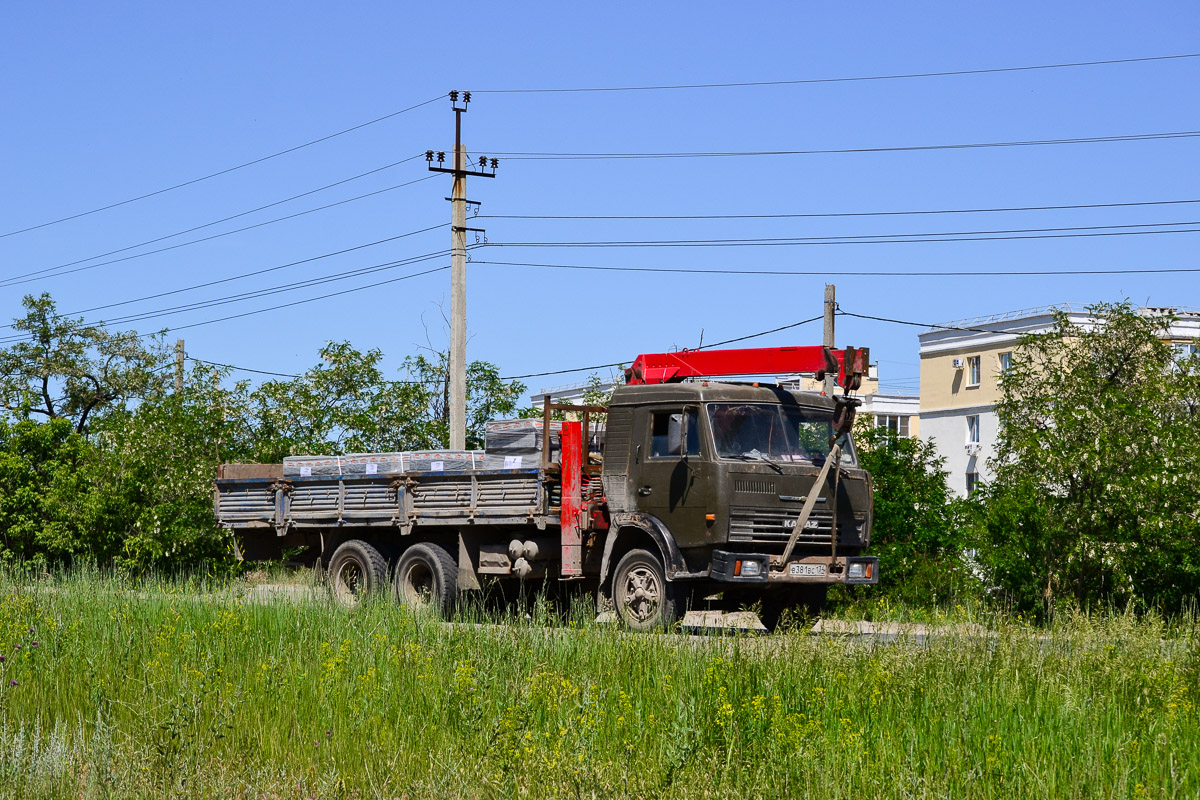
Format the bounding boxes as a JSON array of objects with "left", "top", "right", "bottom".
[{"left": 279, "top": 418, "right": 604, "bottom": 478}]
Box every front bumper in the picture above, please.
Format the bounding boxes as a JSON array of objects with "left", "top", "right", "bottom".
[{"left": 710, "top": 550, "right": 879, "bottom": 585}]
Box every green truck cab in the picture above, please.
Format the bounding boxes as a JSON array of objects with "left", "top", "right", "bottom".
[{"left": 597, "top": 381, "right": 876, "bottom": 629}]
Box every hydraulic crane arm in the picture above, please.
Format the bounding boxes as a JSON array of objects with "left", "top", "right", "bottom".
[{"left": 624, "top": 345, "right": 870, "bottom": 391}]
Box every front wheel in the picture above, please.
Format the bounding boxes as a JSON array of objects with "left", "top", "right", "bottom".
[
  {"left": 612, "top": 548, "right": 684, "bottom": 631},
  {"left": 327, "top": 540, "right": 388, "bottom": 606},
  {"left": 394, "top": 543, "right": 458, "bottom": 617}
]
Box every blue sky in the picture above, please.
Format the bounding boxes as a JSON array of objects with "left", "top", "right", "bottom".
[{"left": 2, "top": 2, "right": 1198, "bottom": 398}]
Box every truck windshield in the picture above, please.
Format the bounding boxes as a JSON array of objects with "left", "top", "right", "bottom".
[{"left": 707, "top": 403, "right": 855, "bottom": 465}]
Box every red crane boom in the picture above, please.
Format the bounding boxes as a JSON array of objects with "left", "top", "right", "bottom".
[{"left": 624, "top": 345, "right": 869, "bottom": 391}]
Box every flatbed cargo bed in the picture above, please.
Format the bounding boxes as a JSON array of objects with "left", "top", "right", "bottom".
[{"left": 215, "top": 467, "right": 557, "bottom": 535}]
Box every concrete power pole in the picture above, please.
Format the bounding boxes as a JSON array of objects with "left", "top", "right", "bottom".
[
  {"left": 426, "top": 91, "right": 497, "bottom": 449},
  {"left": 823, "top": 284, "right": 836, "bottom": 395},
  {"left": 175, "top": 338, "right": 185, "bottom": 394}
]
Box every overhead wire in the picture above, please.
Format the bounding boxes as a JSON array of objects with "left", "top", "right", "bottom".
[
  {"left": 0, "top": 224, "right": 451, "bottom": 330},
  {"left": 486, "top": 130, "right": 1200, "bottom": 160},
  {"left": 475, "top": 259, "right": 1200, "bottom": 277},
  {"left": 1, "top": 95, "right": 444, "bottom": 239},
  {"left": 3, "top": 157, "right": 432, "bottom": 286},
  {"left": 0, "top": 247, "right": 463, "bottom": 345},
  {"left": 143, "top": 263, "right": 452, "bottom": 337},
  {"left": 474, "top": 52, "right": 1200, "bottom": 93},
  {"left": 498, "top": 315, "right": 825, "bottom": 381},
  {"left": 486, "top": 221, "right": 1200, "bottom": 249},
  {"left": 837, "top": 308, "right": 1025, "bottom": 334},
  {"left": 478, "top": 197, "right": 1200, "bottom": 221}
]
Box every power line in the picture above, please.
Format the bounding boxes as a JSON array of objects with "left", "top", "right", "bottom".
[
  {"left": 499, "top": 315, "right": 824, "bottom": 381},
  {"left": 487, "top": 130, "right": 1200, "bottom": 160},
  {"left": 487, "top": 223, "right": 1200, "bottom": 249},
  {"left": 186, "top": 357, "right": 301, "bottom": 379},
  {"left": 837, "top": 309, "right": 1021, "bottom": 334},
  {"left": 151, "top": 264, "right": 452, "bottom": 336},
  {"left": 0, "top": 249, "right": 457, "bottom": 344},
  {"left": 701, "top": 316, "right": 824, "bottom": 348},
  {"left": 475, "top": 52, "right": 1200, "bottom": 93},
  {"left": 478, "top": 197, "right": 1200, "bottom": 221},
  {"left": 76, "top": 252, "right": 454, "bottom": 330},
  {"left": 1, "top": 95, "right": 443, "bottom": 239},
  {"left": 0, "top": 227, "right": 450, "bottom": 330},
  {"left": 4, "top": 158, "right": 431, "bottom": 286},
  {"left": 475, "top": 259, "right": 1200, "bottom": 277}
]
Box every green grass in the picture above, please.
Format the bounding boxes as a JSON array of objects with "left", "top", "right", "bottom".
[{"left": 0, "top": 568, "right": 1196, "bottom": 799}]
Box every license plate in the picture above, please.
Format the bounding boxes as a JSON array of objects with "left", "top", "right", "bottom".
[{"left": 789, "top": 563, "right": 827, "bottom": 577}]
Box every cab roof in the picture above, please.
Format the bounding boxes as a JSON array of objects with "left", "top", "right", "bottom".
[{"left": 608, "top": 380, "right": 836, "bottom": 410}]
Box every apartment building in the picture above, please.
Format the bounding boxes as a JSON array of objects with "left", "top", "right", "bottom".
[{"left": 919, "top": 304, "right": 1200, "bottom": 496}]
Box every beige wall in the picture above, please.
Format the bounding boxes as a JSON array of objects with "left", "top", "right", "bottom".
[{"left": 920, "top": 343, "right": 1015, "bottom": 412}]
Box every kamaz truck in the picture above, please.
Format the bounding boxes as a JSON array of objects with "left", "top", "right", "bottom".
[{"left": 214, "top": 345, "right": 878, "bottom": 630}]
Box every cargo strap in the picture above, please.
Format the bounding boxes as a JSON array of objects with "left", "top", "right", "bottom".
[{"left": 777, "top": 442, "right": 842, "bottom": 568}]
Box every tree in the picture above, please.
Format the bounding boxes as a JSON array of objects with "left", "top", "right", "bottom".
[
  {"left": 84, "top": 363, "right": 257, "bottom": 569},
  {"left": 850, "top": 421, "right": 979, "bottom": 605},
  {"left": 250, "top": 341, "right": 431, "bottom": 461},
  {"left": 982, "top": 302, "right": 1200, "bottom": 612},
  {"left": 0, "top": 294, "right": 165, "bottom": 433},
  {"left": 402, "top": 351, "right": 526, "bottom": 449},
  {"left": 249, "top": 341, "right": 526, "bottom": 460},
  {"left": 0, "top": 417, "right": 94, "bottom": 562}
]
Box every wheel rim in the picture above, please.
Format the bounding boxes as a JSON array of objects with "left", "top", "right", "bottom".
[
  {"left": 618, "top": 564, "right": 661, "bottom": 623},
  {"left": 335, "top": 560, "right": 364, "bottom": 599},
  {"left": 400, "top": 561, "right": 435, "bottom": 607}
]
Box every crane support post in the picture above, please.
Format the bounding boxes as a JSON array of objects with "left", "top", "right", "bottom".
[{"left": 624, "top": 345, "right": 869, "bottom": 389}]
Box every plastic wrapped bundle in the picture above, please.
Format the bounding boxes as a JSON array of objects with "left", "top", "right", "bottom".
[
  {"left": 283, "top": 451, "right": 483, "bottom": 477},
  {"left": 485, "top": 419, "right": 606, "bottom": 455}
]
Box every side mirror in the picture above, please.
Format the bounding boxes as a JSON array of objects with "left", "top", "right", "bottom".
[{"left": 666, "top": 413, "right": 684, "bottom": 457}]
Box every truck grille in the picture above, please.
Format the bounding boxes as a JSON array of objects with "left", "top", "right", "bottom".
[{"left": 729, "top": 506, "right": 859, "bottom": 546}]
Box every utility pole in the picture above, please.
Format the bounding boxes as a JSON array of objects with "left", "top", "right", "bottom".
[
  {"left": 426, "top": 91, "right": 497, "bottom": 449},
  {"left": 823, "top": 284, "right": 836, "bottom": 395},
  {"left": 175, "top": 338, "right": 185, "bottom": 394}
]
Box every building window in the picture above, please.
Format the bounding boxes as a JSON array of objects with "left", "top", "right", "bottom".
[
  {"left": 875, "top": 414, "right": 910, "bottom": 437},
  {"left": 998, "top": 351, "right": 1013, "bottom": 378},
  {"left": 966, "top": 356, "right": 981, "bottom": 387},
  {"left": 966, "top": 471, "right": 980, "bottom": 495},
  {"left": 966, "top": 415, "right": 980, "bottom": 444},
  {"left": 1173, "top": 342, "right": 1199, "bottom": 372}
]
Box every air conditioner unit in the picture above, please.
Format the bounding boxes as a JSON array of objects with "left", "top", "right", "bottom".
[
  {"left": 952, "top": 358, "right": 966, "bottom": 369},
  {"left": 965, "top": 443, "right": 982, "bottom": 456}
]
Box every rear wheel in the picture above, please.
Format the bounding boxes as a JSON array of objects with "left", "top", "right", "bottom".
[
  {"left": 394, "top": 543, "right": 458, "bottom": 617},
  {"left": 612, "top": 548, "right": 684, "bottom": 631},
  {"left": 327, "top": 540, "right": 388, "bottom": 606}
]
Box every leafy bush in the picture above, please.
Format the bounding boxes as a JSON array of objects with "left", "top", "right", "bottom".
[{"left": 844, "top": 421, "right": 981, "bottom": 607}]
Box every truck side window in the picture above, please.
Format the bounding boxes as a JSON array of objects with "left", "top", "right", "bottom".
[
  {"left": 650, "top": 412, "right": 680, "bottom": 458},
  {"left": 650, "top": 410, "right": 701, "bottom": 457},
  {"left": 685, "top": 409, "right": 700, "bottom": 456}
]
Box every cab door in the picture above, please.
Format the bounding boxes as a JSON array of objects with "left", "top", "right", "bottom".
[{"left": 633, "top": 406, "right": 711, "bottom": 548}]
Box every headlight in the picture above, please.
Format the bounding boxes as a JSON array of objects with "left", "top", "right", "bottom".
[
  {"left": 740, "top": 560, "right": 762, "bottom": 577},
  {"left": 848, "top": 562, "right": 866, "bottom": 579}
]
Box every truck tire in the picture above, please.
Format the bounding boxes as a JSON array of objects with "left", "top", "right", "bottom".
[
  {"left": 327, "top": 540, "right": 388, "bottom": 606},
  {"left": 394, "top": 542, "right": 458, "bottom": 617},
  {"left": 612, "top": 548, "right": 683, "bottom": 632}
]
